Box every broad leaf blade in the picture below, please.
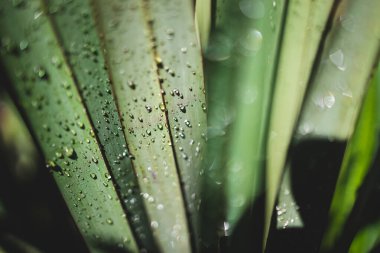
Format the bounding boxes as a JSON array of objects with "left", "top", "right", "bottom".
[
  {"left": 201, "top": 0, "right": 286, "bottom": 249},
  {"left": 265, "top": 0, "right": 334, "bottom": 242},
  {"left": 93, "top": 0, "right": 206, "bottom": 251},
  {"left": 0, "top": 1, "right": 139, "bottom": 252},
  {"left": 322, "top": 66, "right": 379, "bottom": 251},
  {"left": 266, "top": 0, "right": 380, "bottom": 251},
  {"left": 44, "top": 0, "right": 156, "bottom": 250},
  {"left": 224, "top": 0, "right": 285, "bottom": 229},
  {"left": 144, "top": 0, "right": 207, "bottom": 245}
]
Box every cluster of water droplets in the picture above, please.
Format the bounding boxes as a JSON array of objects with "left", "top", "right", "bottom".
[
  {"left": 0, "top": 0, "right": 153, "bottom": 250},
  {"left": 298, "top": 13, "right": 356, "bottom": 137}
]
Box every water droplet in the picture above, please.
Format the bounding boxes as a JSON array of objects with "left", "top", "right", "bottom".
[
  {"left": 106, "top": 218, "right": 114, "bottom": 225},
  {"left": 181, "top": 47, "right": 187, "bottom": 54},
  {"left": 145, "top": 105, "right": 152, "bottom": 113},
  {"left": 240, "top": 29, "right": 263, "bottom": 55},
  {"left": 205, "top": 32, "right": 233, "bottom": 61},
  {"left": 239, "top": 0, "right": 265, "bottom": 19},
  {"left": 184, "top": 120, "right": 191, "bottom": 128},
  {"left": 34, "top": 66, "right": 48, "bottom": 79},
  {"left": 19, "top": 40, "right": 28, "bottom": 51},
  {"left": 329, "top": 49, "right": 346, "bottom": 71},
  {"left": 166, "top": 28, "right": 175, "bottom": 39},
  {"left": 336, "top": 80, "right": 353, "bottom": 98},
  {"left": 104, "top": 173, "right": 111, "bottom": 180},
  {"left": 323, "top": 92, "right": 335, "bottom": 109},
  {"left": 218, "top": 221, "right": 231, "bottom": 236},
  {"left": 340, "top": 15, "right": 355, "bottom": 32},
  {"left": 51, "top": 56, "right": 62, "bottom": 67},
  {"left": 64, "top": 146, "right": 75, "bottom": 158},
  {"left": 159, "top": 102, "right": 166, "bottom": 112},
  {"left": 77, "top": 121, "right": 85, "bottom": 129},
  {"left": 42, "top": 124, "right": 50, "bottom": 131},
  {"left": 46, "top": 160, "right": 56, "bottom": 169},
  {"left": 127, "top": 81, "right": 136, "bottom": 89},
  {"left": 151, "top": 221, "right": 159, "bottom": 229},
  {"left": 155, "top": 56, "right": 163, "bottom": 67},
  {"left": 178, "top": 104, "right": 186, "bottom": 113},
  {"left": 201, "top": 103, "right": 207, "bottom": 112},
  {"left": 34, "top": 10, "right": 43, "bottom": 20}
]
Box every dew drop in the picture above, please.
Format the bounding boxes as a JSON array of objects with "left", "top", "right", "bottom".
[
  {"left": 77, "top": 121, "right": 85, "bottom": 129},
  {"left": 19, "top": 40, "right": 29, "bottom": 51},
  {"left": 239, "top": 0, "right": 265, "bottom": 19},
  {"left": 159, "top": 102, "right": 166, "bottom": 112},
  {"left": 64, "top": 146, "right": 75, "bottom": 158},
  {"left": 240, "top": 29, "right": 263, "bottom": 55},
  {"left": 184, "top": 120, "right": 191, "bottom": 128},
  {"left": 178, "top": 104, "right": 186, "bottom": 113},
  {"left": 323, "top": 92, "right": 335, "bottom": 109},
  {"left": 127, "top": 81, "right": 136, "bottom": 89},
  {"left": 340, "top": 15, "right": 355, "bottom": 32},
  {"left": 155, "top": 56, "right": 163, "bottom": 67},
  {"left": 151, "top": 221, "right": 159, "bottom": 229},
  {"left": 104, "top": 173, "right": 111, "bottom": 180},
  {"left": 166, "top": 28, "right": 175, "bottom": 39},
  {"left": 145, "top": 105, "right": 152, "bottom": 113},
  {"left": 51, "top": 56, "right": 62, "bottom": 67},
  {"left": 34, "top": 66, "right": 48, "bottom": 79},
  {"left": 205, "top": 32, "right": 233, "bottom": 61},
  {"left": 201, "top": 103, "right": 207, "bottom": 112},
  {"left": 46, "top": 160, "right": 56, "bottom": 169},
  {"left": 329, "top": 49, "right": 346, "bottom": 71}
]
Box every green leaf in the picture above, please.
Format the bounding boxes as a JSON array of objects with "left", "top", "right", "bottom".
[
  {"left": 224, "top": 0, "right": 286, "bottom": 230},
  {"left": 93, "top": 0, "right": 207, "bottom": 251},
  {"left": 0, "top": 1, "right": 138, "bottom": 252},
  {"left": 266, "top": 0, "right": 380, "bottom": 251},
  {"left": 348, "top": 220, "right": 380, "bottom": 253},
  {"left": 322, "top": 64, "right": 379, "bottom": 251},
  {"left": 265, "top": 0, "right": 334, "bottom": 242},
  {"left": 195, "top": 0, "right": 212, "bottom": 51},
  {"left": 201, "top": 0, "right": 286, "bottom": 248},
  {"left": 44, "top": 0, "right": 156, "bottom": 250}
]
